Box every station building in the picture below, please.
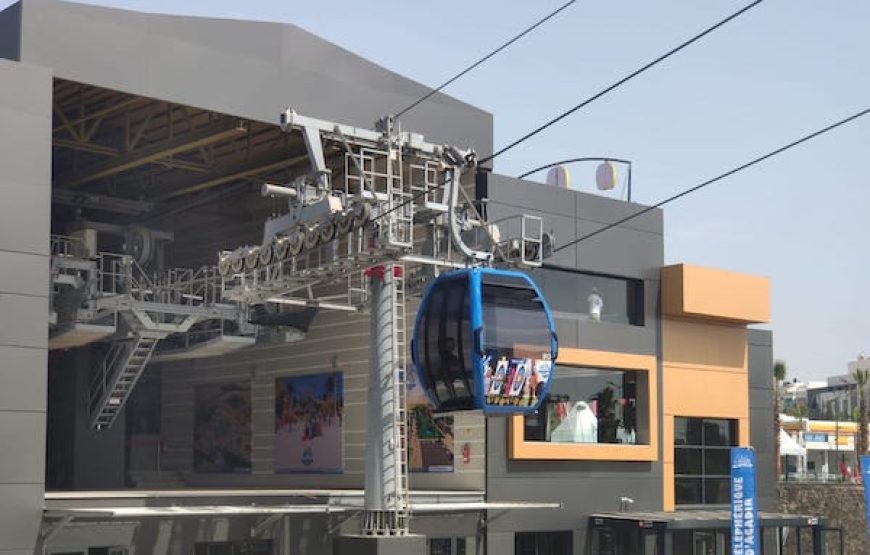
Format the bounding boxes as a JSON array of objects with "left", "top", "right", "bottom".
[{"left": 0, "top": 1, "right": 824, "bottom": 554}]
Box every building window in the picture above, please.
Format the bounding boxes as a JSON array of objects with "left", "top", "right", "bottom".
[
  {"left": 429, "top": 537, "right": 467, "bottom": 555},
  {"left": 674, "top": 417, "right": 738, "bottom": 506},
  {"left": 193, "top": 540, "right": 272, "bottom": 555},
  {"left": 532, "top": 267, "right": 644, "bottom": 326},
  {"left": 515, "top": 531, "right": 572, "bottom": 555},
  {"left": 510, "top": 349, "right": 657, "bottom": 461},
  {"left": 524, "top": 366, "right": 645, "bottom": 445}
]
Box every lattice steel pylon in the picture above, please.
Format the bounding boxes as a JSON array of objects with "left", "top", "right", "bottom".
[{"left": 361, "top": 263, "right": 410, "bottom": 535}]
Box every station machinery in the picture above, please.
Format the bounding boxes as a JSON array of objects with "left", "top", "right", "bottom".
[{"left": 48, "top": 107, "right": 558, "bottom": 535}]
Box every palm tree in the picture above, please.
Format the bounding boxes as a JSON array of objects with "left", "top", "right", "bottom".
[
  {"left": 852, "top": 368, "right": 869, "bottom": 468},
  {"left": 774, "top": 360, "right": 787, "bottom": 476}
]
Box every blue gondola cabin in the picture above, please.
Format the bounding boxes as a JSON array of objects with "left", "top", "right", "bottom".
[{"left": 412, "top": 268, "right": 558, "bottom": 415}]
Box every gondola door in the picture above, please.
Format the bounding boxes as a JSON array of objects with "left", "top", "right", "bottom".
[
  {"left": 414, "top": 272, "right": 476, "bottom": 412},
  {"left": 473, "top": 270, "right": 558, "bottom": 414}
]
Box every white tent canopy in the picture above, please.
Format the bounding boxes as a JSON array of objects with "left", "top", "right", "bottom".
[{"left": 780, "top": 429, "right": 806, "bottom": 457}]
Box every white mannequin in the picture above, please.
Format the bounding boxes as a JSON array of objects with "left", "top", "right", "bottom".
[
  {"left": 587, "top": 288, "right": 603, "bottom": 321},
  {"left": 550, "top": 400, "right": 598, "bottom": 443}
]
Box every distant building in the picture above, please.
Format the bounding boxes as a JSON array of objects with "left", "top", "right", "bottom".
[
  {"left": 780, "top": 415, "right": 861, "bottom": 480},
  {"left": 807, "top": 373, "right": 862, "bottom": 421}
]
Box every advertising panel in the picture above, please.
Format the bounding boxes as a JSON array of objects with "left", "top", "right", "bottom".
[
  {"left": 862, "top": 455, "right": 870, "bottom": 541},
  {"left": 408, "top": 369, "right": 454, "bottom": 472},
  {"left": 193, "top": 381, "right": 252, "bottom": 473},
  {"left": 274, "top": 372, "right": 343, "bottom": 473},
  {"left": 730, "top": 447, "right": 759, "bottom": 555},
  {"left": 482, "top": 349, "right": 553, "bottom": 408}
]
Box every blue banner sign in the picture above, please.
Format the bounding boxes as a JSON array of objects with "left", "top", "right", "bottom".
[
  {"left": 731, "top": 447, "right": 759, "bottom": 555},
  {"left": 861, "top": 455, "right": 870, "bottom": 539}
]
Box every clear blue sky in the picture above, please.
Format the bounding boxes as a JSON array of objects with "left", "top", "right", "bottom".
[{"left": 7, "top": 0, "right": 869, "bottom": 381}]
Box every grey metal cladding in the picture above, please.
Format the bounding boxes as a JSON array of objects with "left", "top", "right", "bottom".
[
  {"left": 748, "top": 329, "right": 776, "bottom": 512},
  {"left": 16, "top": 0, "right": 493, "bottom": 156},
  {"left": 480, "top": 172, "right": 663, "bottom": 280},
  {"left": 747, "top": 329, "right": 774, "bottom": 390},
  {"left": 0, "top": 55, "right": 50, "bottom": 553},
  {"left": 0, "top": 2, "right": 21, "bottom": 60},
  {"left": 0, "top": 59, "right": 52, "bottom": 257}
]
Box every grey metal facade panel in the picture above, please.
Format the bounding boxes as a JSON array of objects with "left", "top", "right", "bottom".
[
  {"left": 17, "top": 0, "right": 493, "bottom": 156},
  {"left": 0, "top": 63, "right": 51, "bottom": 257},
  {"left": 0, "top": 346, "right": 47, "bottom": 412},
  {"left": 0, "top": 3, "right": 21, "bottom": 61},
  {"left": 480, "top": 172, "right": 664, "bottom": 552},
  {"left": 0, "top": 294, "right": 48, "bottom": 349},
  {"left": 0, "top": 251, "right": 48, "bottom": 297},
  {"left": 0, "top": 57, "right": 51, "bottom": 553},
  {"left": 0, "top": 412, "right": 46, "bottom": 484},
  {"left": 0, "top": 484, "right": 44, "bottom": 551},
  {"left": 748, "top": 329, "right": 775, "bottom": 512}
]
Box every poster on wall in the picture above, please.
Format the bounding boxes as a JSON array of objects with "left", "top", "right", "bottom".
[
  {"left": 483, "top": 350, "right": 553, "bottom": 408},
  {"left": 408, "top": 369, "right": 454, "bottom": 472},
  {"left": 193, "top": 381, "right": 252, "bottom": 474},
  {"left": 274, "top": 372, "right": 343, "bottom": 473}
]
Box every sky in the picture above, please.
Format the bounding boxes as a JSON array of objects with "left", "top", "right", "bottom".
[{"left": 4, "top": 0, "right": 869, "bottom": 381}]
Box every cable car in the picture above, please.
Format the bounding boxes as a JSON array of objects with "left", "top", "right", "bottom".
[{"left": 411, "top": 268, "right": 558, "bottom": 415}]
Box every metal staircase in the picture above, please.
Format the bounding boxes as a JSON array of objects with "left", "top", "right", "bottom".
[
  {"left": 89, "top": 333, "right": 163, "bottom": 429},
  {"left": 390, "top": 264, "right": 410, "bottom": 534}
]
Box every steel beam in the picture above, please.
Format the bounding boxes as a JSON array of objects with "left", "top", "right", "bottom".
[
  {"left": 60, "top": 118, "right": 248, "bottom": 188},
  {"left": 156, "top": 151, "right": 309, "bottom": 201},
  {"left": 52, "top": 189, "right": 156, "bottom": 216}
]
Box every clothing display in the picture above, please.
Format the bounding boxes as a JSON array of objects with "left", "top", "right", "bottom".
[{"left": 550, "top": 401, "right": 598, "bottom": 443}]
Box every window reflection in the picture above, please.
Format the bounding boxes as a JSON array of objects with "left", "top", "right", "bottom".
[
  {"left": 674, "top": 417, "right": 738, "bottom": 505},
  {"left": 532, "top": 267, "right": 644, "bottom": 326},
  {"left": 524, "top": 367, "right": 643, "bottom": 445}
]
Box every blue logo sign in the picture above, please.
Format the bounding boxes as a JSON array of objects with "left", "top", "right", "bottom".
[
  {"left": 731, "top": 447, "right": 759, "bottom": 555},
  {"left": 301, "top": 447, "right": 314, "bottom": 467},
  {"left": 804, "top": 432, "right": 828, "bottom": 442},
  {"left": 861, "top": 455, "right": 870, "bottom": 540}
]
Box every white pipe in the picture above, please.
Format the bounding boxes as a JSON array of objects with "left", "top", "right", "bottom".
[
  {"left": 261, "top": 183, "right": 297, "bottom": 198},
  {"left": 265, "top": 297, "right": 358, "bottom": 312}
]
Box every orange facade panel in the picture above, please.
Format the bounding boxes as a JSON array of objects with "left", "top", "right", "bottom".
[
  {"left": 660, "top": 318, "right": 752, "bottom": 511},
  {"left": 661, "top": 264, "right": 770, "bottom": 324},
  {"left": 509, "top": 348, "right": 658, "bottom": 462}
]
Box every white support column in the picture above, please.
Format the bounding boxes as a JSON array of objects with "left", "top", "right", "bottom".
[{"left": 362, "top": 265, "right": 409, "bottom": 535}]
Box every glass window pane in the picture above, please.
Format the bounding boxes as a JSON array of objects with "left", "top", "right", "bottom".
[
  {"left": 675, "top": 478, "right": 702, "bottom": 505},
  {"left": 429, "top": 538, "right": 452, "bottom": 555},
  {"left": 532, "top": 268, "right": 644, "bottom": 326},
  {"left": 703, "top": 449, "right": 730, "bottom": 476},
  {"left": 419, "top": 278, "right": 473, "bottom": 409},
  {"left": 481, "top": 280, "right": 551, "bottom": 356},
  {"left": 675, "top": 448, "right": 702, "bottom": 475},
  {"left": 704, "top": 478, "right": 731, "bottom": 504},
  {"left": 515, "top": 533, "right": 537, "bottom": 555},
  {"left": 524, "top": 367, "right": 642, "bottom": 445},
  {"left": 703, "top": 419, "right": 733, "bottom": 446},
  {"left": 674, "top": 417, "right": 702, "bottom": 446}
]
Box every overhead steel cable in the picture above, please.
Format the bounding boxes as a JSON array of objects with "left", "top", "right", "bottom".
[
  {"left": 394, "top": 0, "right": 579, "bottom": 119},
  {"left": 479, "top": 0, "right": 764, "bottom": 166},
  {"left": 371, "top": 0, "right": 765, "bottom": 226},
  {"left": 550, "top": 107, "right": 870, "bottom": 254}
]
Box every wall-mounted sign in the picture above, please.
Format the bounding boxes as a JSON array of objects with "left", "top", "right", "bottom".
[
  {"left": 274, "top": 372, "right": 343, "bottom": 473},
  {"left": 193, "top": 381, "right": 252, "bottom": 474},
  {"left": 730, "top": 447, "right": 759, "bottom": 555}
]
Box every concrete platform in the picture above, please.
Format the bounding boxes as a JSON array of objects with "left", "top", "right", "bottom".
[
  {"left": 49, "top": 323, "right": 116, "bottom": 350},
  {"left": 334, "top": 534, "right": 427, "bottom": 555},
  {"left": 152, "top": 334, "right": 255, "bottom": 362}
]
